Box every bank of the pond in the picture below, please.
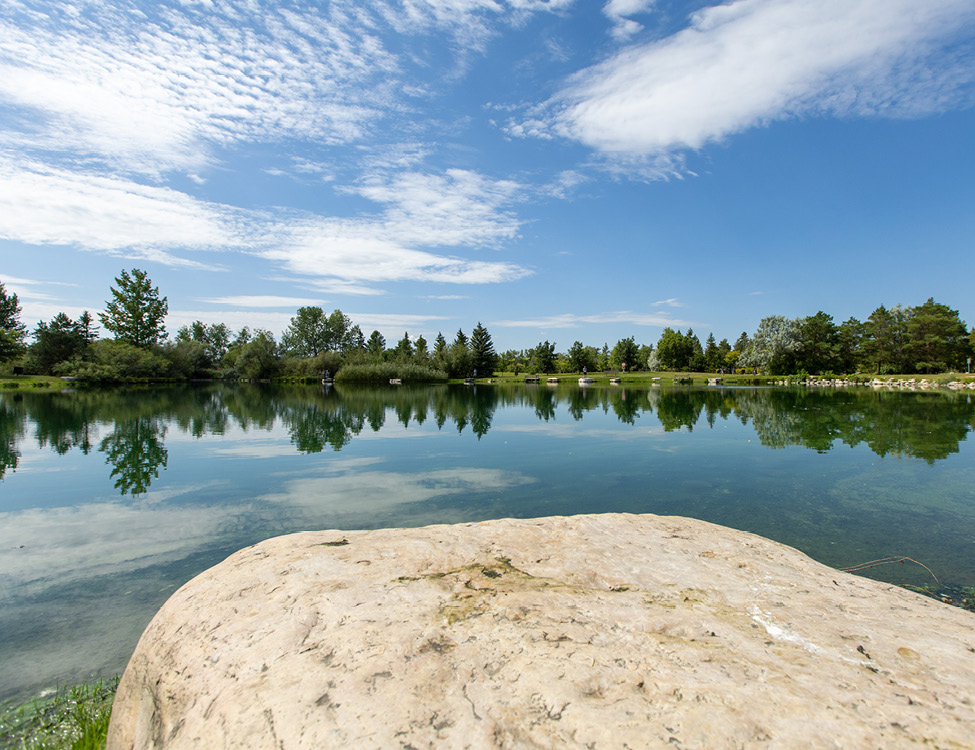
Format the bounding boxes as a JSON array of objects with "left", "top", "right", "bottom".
[{"left": 0, "top": 678, "right": 117, "bottom": 750}]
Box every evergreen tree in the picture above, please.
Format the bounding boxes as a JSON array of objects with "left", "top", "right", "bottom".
[
  {"left": 100, "top": 269, "right": 168, "bottom": 348},
  {"left": 393, "top": 332, "right": 413, "bottom": 361},
  {"left": 448, "top": 329, "right": 471, "bottom": 377},
  {"left": 863, "top": 304, "right": 912, "bottom": 374},
  {"left": 796, "top": 311, "right": 840, "bottom": 374},
  {"left": 469, "top": 322, "right": 498, "bottom": 375},
  {"left": 703, "top": 333, "right": 720, "bottom": 372},
  {"left": 365, "top": 330, "right": 386, "bottom": 358},
  {"left": 413, "top": 335, "right": 429, "bottom": 361},
  {"left": 30, "top": 313, "right": 86, "bottom": 373},
  {"left": 0, "top": 281, "right": 27, "bottom": 363},
  {"left": 77, "top": 310, "right": 99, "bottom": 344},
  {"left": 685, "top": 329, "right": 705, "bottom": 371},
  {"left": 836, "top": 318, "right": 865, "bottom": 373},
  {"left": 907, "top": 298, "right": 969, "bottom": 373},
  {"left": 432, "top": 332, "right": 448, "bottom": 370}
]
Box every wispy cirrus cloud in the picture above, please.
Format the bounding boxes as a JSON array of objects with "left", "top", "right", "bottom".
[
  {"left": 522, "top": 0, "right": 975, "bottom": 171},
  {"left": 492, "top": 310, "right": 694, "bottom": 329},
  {"left": 200, "top": 296, "right": 324, "bottom": 309}
]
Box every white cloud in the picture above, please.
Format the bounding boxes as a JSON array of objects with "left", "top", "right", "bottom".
[
  {"left": 0, "top": 156, "right": 532, "bottom": 291},
  {"left": 200, "top": 295, "right": 323, "bottom": 308},
  {"left": 350, "top": 169, "right": 523, "bottom": 248},
  {"left": 348, "top": 313, "right": 449, "bottom": 329},
  {"left": 603, "top": 0, "right": 656, "bottom": 40},
  {"left": 492, "top": 310, "right": 694, "bottom": 328},
  {"left": 0, "top": 1, "right": 398, "bottom": 175},
  {"left": 261, "top": 169, "right": 532, "bottom": 288},
  {"left": 652, "top": 298, "right": 684, "bottom": 308},
  {"left": 0, "top": 159, "right": 243, "bottom": 266},
  {"left": 259, "top": 465, "right": 536, "bottom": 513},
  {"left": 541, "top": 0, "right": 975, "bottom": 163}
]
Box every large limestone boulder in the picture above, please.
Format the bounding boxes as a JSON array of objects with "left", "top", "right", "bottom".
[{"left": 108, "top": 514, "right": 975, "bottom": 749}]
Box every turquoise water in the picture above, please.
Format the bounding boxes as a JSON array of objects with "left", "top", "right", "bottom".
[{"left": 1, "top": 382, "right": 974, "bottom": 701}]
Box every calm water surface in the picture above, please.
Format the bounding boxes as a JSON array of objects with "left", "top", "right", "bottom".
[{"left": 1, "top": 382, "right": 974, "bottom": 701}]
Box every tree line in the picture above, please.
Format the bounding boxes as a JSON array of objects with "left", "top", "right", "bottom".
[{"left": 1, "top": 269, "right": 972, "bottom": 382}]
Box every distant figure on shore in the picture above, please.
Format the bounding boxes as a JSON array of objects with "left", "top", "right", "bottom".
[{"left": 582, "top": 366, "right": 587, "bottom": 376}]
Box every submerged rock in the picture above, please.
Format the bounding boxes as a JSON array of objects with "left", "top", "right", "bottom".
[{"left": 108, "top": 514, "right": 975, "bottom": 749}]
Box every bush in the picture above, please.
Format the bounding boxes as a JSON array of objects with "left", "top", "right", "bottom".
[
  {"left": 279, "top": 351, "right": 344, "bottom": 379},
  {"left": 335, "top": 362, "right": 448, "bottom": 384},
  {"left": 54, "top": 340, "right": 173, "bottom": 383}
]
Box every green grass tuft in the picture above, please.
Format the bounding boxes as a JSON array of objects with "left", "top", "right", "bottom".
[{"left": 0, "top": 677, "right": 118, "bottom": 750}]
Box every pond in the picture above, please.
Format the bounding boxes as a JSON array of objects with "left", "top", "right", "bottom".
[{"left": 1, "top": 382, "right": 974, "bottom": 702}]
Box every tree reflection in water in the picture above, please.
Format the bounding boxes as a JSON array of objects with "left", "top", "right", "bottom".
[
  {"left": 99, "top": 416, "right": 168, "bottom": 495},
  {"left": 0, "top": 384, "right": 973, "bottom": 496}
]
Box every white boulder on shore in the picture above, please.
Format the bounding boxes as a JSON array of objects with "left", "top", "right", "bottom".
[{"left": 108, "top": 514, "right": 975, "bottom": 749}]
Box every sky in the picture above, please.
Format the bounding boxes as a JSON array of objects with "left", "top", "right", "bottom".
[{"left": 1, "top": 0, "right": 974, "bottom": 353}]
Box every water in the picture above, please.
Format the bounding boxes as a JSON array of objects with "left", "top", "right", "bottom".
[{"left": 1, "top": 382, "right": 974, "bottom": 701}]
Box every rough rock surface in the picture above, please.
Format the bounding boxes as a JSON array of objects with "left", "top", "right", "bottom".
[{"left": 108, "top": 514, "right": 975, "bottom": 749}]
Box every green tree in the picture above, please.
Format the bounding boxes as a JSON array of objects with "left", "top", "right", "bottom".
[
  {"left": 78, "top": 310, "right": 98, "bottom": 345},
  {"left": 741, "top": 315, "right": 800, "bottom": 375},
  {"left": 0, "top": 281, "right": 27, "bottom": 363},
  {"left": 30, "top": 313, "right": 87, "bottom": 373},
  {"left": 717, "top": 338, "right": 732, "bottom": 368},
  {"left": 413, "top": 335, "right": 429, "bottom": 361},
  {"left": 863, "top": 304, "right": 912, "bottom": 374},
  {"left": 175, "top": 320, "right": 231, "bottom": 365},
  {"left": 796, "top": 311, "right": 840, "bottom": 374},
  {"left": 685, "top": 329, "right": 705, "bottom": 371},
  {"left": 282, "top": 306, "right": 330, "bottom": 358},
  {"left": 655, "top": 328, "right": 690, "bottom": 371},
  {"left": 907, "top": 298, "right": 969, "bottom": 373},
  {"left": 365, "top": 330, "right": 386, "bottom": 358},
  {"left": 703, "top": 333, "right": 720, "bottom": 372},
  {"left": 448, "top": 329, "right": 472, "bottom": 377},
  {"left": 469, "top": 322, "right": 498, "bottom": 375},
  {"left": 610, "top": 336, "right": 640, "bottom": 371},
  {"left": 432, "top": 332, "right": 448, "bottom": 370},
  {"left": 567, "top": 341, "right": 597, "bottom": 373},
  {"left": 235, "top": 329, "right": 280, "bottom": 379},
  {"left": 836, "top": 317, "right": 865, "bottom": 373},
  {"left": 528, "top": 341, "right": 557, "bottom": 373},
  {"left": 326, "top": 309, "right": 354, "bottom": 352},
  {"left": 100, "top": 269, "right": 168, "bottom": 348},
  {"left": 393, "top": 332, "right": 414, "bottom": 361}
]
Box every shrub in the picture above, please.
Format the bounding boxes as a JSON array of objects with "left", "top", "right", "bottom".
[{"left": 335, "top": 362, "right": 448, "bottom": 384}]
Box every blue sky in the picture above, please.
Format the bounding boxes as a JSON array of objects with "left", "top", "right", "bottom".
[{"left": 1, "top": 0, "right": 973, "bottom": 352}]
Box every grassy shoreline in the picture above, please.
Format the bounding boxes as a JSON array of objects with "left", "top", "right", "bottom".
[
  {"left": 0, "top": 678, "right": 117, "bottom": 750},
  {"left": 4, "top": 370, "right": 973, "bottom": 391}
]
